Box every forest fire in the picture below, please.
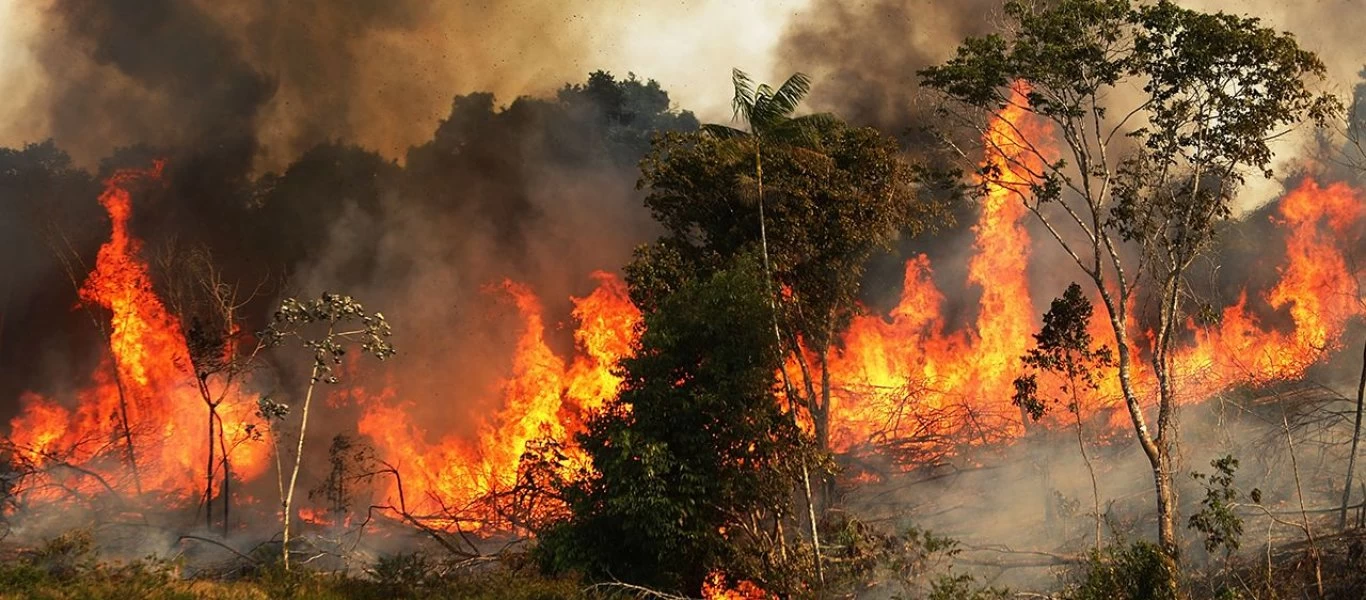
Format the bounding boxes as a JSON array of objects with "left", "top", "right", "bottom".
[
  {"left": 6, "top": 0, "right": 1366, "bottom": 595},
  {"left": 8, "top": 164, "right": 270, "bottom": 500},
  {"left": 355, "top": 272, "right": 640, "bottom": 523},
  {"left": 816, "top": 84, "right": 1053, "bottom": 454},
  {"left": 4, "top": 82, "right": 1363, "bottom": 530}
]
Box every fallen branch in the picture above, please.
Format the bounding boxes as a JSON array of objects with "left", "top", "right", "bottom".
[
  {"left": 584, "top": 580, "right": 698, "bottom": 600},
  {"left": 176, "top": 535, "right": 259, "bottom": 565}
]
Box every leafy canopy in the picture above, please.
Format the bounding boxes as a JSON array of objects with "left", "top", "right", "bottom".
[
  {"left": 920, "top": 0, "right": 1338, "bottom": 281},
  {"left": 1012, "top": 283, "right": 1113, "bottom": 421},
  {"left": 539, "top": 257, "right": 802, "bottom": 592},
  {"left": 629, "top": 115, "right": 947, "bottom": 350}
]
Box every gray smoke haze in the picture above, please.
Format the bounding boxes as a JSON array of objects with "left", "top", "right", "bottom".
[
  {"left": 0, "top": 0, "right": 661, "bottom": 170},
  {"left": 776, "top": 0, "right": 999, "bottom": 136},
  {"left": 0, "top": 0, "right": 807, "bottom": 172}
]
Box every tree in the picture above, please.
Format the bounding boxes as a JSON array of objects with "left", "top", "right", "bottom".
[
  {"left": 539, "top": 258, "right": 805, "bottom": 594},
  {"left": 1012, "top": 282, "right": 1113, "bottom": 550},
  {"left": 259, "top": 292, "right": 394, "bottom": 570},
  {"left": 631, "top": 85, "right": 948, "bottom": 581},
  {"left": 155, "top": 244, "right": 266, "bottom": 534},
  {"left": 920, "top": 0, "right": 1337, "bottom": 582},
  {"left": 632, "top": 71, "right": 950, "bottom": 461},
  {"left": 1336, "top": 73, "right": 1366, "bottom": 531}
]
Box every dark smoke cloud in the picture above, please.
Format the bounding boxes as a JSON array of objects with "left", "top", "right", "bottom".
[
  {"left": 775, "top": 0, "right": 999, "bottom": 137},
  {"left": 38, "top": 0, "right": 273, "bottom": 165},
  {"left": 10, "top": 0, "right": 631, "bottom": 171}
]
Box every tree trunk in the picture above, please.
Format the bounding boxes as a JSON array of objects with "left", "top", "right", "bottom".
[
  {"left": 816, "top": 347, "right": 835, "bottom": 507},
  {"left": 1154, "top": 450, "right": 1178, "bottom": 554},
  {"left": 109, "top": 364, "right": 143, "bottom": 496},
  {"left": 282, "top": 362, "right": 322, "bottom": 571},
  {"left": 753, "top": 142, "right": 825, "bottom": 584},
  {"left": 1340, "top": 338, "right": 1366, "bottom": 530},
  {"left": 1075, "top": 407, "right": 1102, "bottom": 551},
  {"left": 217, "top": 411, "right": 231, "bottom": 536},
  {"left": 1100, "top": 290, "right": 1180, "bottom": 591},
  {"left": 205, "top": 403, "right": 215, "bottom": 530},
  {"left": 1067, "top": 366, "right": 1103, "bottom": 551}
]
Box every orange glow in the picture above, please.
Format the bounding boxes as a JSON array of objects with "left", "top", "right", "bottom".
[
  {"left": 808, "top": 87, "right": 1365, "bottom": 460},
  {"left": 702, "top": 571, "right": 773, "bottom": 600},
  {"left": 355, "top": 272, "right": 641, "bottom": 524},
  {"left": 816, "top": 83, "right": 1053, "bottom": 457},
  {"left": 8, "top": 163, "right": 269, "bottom": 500},
  {"left": 4, "top": 88, "right": 1363, "bottom": 539},
  {"left": 1174, "top": 179, "right": 1364, "bottom": 395}
]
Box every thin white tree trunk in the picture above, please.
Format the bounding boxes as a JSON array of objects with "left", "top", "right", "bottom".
[{"left": 282, "top": 361, "right": 322, "bottom": 571}]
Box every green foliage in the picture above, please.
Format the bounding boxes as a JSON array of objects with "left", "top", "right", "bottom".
[
  {"left": 926, "top": 574, "right": 1009, "bottom": 600},
  {"left": 369, "top": 551, "right": 435, "bottom": 596},
  {"left": 0, "top": 532, "right": 201, "bottom": 600},
  {"left": 557, "top": 71, "right": 701, "bottom": 163},
  {"left": 631, "top": 116, "right": 947, "bottom": 349},
  {"left": 921, "top": 0, "right": 1338, "bottom": 275},
  {"left": 1012, "top": 282, "right": 1113, "bottom": 421},
  {"left": 0, "top": 553, "right": 587, "bottom": 600},
  {"left": 701, "top": 69, "right": 835, "bottom": 148},
  {"left": 1065, "top": 540, "right": 1177, "bottom": 600},
  {"left": 24, "top": 529, "right": 97, "bottom": 579},
  {"left": 538, "top": 258, "right": 804, "bottom": 593},
  {"left": 924, "top": 0, "right": 1337, "bottom": 573},
  {"left": 818, "top": 515, "right": 1007, "bottom": 599},
  {"left": 1188, "top": 455, "right": 1254, "bottom": 555},
  {"left": 261, "top": 293, "right": 395, "bottom": 382}
]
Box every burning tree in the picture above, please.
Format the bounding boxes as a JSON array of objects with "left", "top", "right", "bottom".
[
  {"left": 920, "top": 0, "right": 1338, "bottom": 585},
  {"left": 155, "top": 243, "right": 268, "bottom": 534},
  {"left": 259, "top": 292, "right": 394, "bottom": 570}
]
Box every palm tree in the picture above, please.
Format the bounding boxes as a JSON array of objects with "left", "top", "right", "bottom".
[
  {"left": 702, "top": 69, "right": 832, "bottom": 287},
  {"left": 704, "top": 68, "right": 831, "bottom": 584}
]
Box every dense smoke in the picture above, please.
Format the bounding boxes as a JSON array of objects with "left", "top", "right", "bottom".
[{"left": 4, "top": 0, "right": 642, "bottom": 170}]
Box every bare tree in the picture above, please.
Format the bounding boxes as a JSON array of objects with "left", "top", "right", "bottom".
[
  {"left": 260, "top": 292, "right": 394, "bottom": 570},
  {"left": 156, "top": 242, "right": 268, "bottom": 533}
]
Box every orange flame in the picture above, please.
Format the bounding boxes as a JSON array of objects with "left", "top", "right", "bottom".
[
  {"left": 1175, "top": 178, "right": 1365, "bottom": 394},
  {"left": 355, "top": 272, "right": 641, "bottom": 522},
  {"left": 9, "top": 163, "right": 269, "bottom": 499},
  {"left": 818, "top": 83, "right": 1054, "bottom": 455},
  {"left": 5, "top": 90, "right": 1363, "bottom": 537},
  {"left": 702, "top": 571, "right": 773, "bottom": 600}
]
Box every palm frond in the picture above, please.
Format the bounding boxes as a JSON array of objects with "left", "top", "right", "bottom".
[
  {"left": 730, "top": 68, "right": 756, "bottom": 127},
  {"left": 770, "top": 112, "right": 839, "bottom": 150},
  {"left": 770, "top": 72, "right": 813, "bottom": 117},
  {"left": 701, "top": 123, "right": 750, "bottom": 140},
  {"left": 751, "top": 73, "right": 813, "bottom": 134}
]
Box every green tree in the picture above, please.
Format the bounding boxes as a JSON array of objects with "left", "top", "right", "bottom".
[
  {"left": 539, "top": 258, "right": 804, "bottom": 594},
  {"left": 1012, "top": 282, "right": 1113, "bottom": 550},
  {"left": 632, "top": 71, "right": 950, "bottom": 459},
  {"left": 920, "top": 0, "right": 1337, "bottom": 582}
]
